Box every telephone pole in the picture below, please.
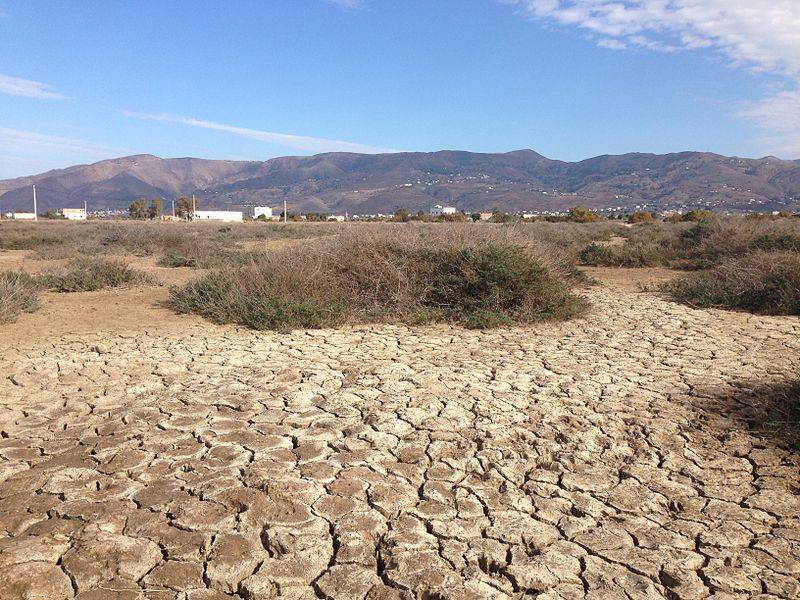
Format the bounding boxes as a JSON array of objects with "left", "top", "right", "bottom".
[
  {"left": 283, "top": 199, "right": 288, "bottom": 223},
  {"left": 32, "top": 185, "right": 38, "bottom": 221},
  {"left": 172, "top": 198, "right": 175, "bottom": 218}
]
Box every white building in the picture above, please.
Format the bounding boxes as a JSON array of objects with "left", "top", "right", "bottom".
[
  {"left": 327, "top": 215, "right": 345, "bottom": 222},
  {"left": 430, "top": 204, "right": 457, "bottom": 216},
  {"left": 62, "top": 207, "right": 87, "bottom": 221},
  {"left": 253, "top": 206, "right": 273, "bottom": 219},
  {"left": 11, "top": 212, "right": 37, "bottom": 220},
  {"left": 191, "top": 210, "right": 243, "bottom": 223}
]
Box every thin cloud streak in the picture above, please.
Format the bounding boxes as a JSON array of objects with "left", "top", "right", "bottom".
[
  {"left": 0, "top": 128, "right": 121, "bottom": 179},
  {"left": 0, "top": 127, "right": 115, "bottom": 156},
  {"left": 123, "top": 111, "right": 398, "bottom": 154},
  {"left": 0, "top": 73, "right": 66, "bottom": 99}
]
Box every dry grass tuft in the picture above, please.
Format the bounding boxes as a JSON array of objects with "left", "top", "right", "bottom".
[
  {"left": 0, "top": 272, "right": 40, "bottom": 324},
  {"left": 39, "top": 259, "right": 154, "bottom": 292}
]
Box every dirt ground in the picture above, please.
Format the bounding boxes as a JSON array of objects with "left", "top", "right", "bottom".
[{"left": 0, "top": 257, "right": 798, "bottom": 599}]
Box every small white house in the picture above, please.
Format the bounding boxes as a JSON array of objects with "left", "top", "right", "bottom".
[
  {"left": 62, "top": 207, "right": 87, "bottom": 221},
  {"left": 327, "top": 215, "right": 345, "bottom": 222},
  {"left": 11, "top": 212, "right": 37, "bottom": 220},
  {"left": 430, "top": 204, "right": 457, "bottom": 217},
  {"left": 253, "top": 206, "right": 273, "bottom": 219},
  {"left": 191, "top": 210, "right": 243, "bottom": 223}
]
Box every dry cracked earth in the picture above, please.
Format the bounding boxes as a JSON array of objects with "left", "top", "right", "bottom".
[{"left": 0, "top": 272, "right": 799, "bottom": 599}]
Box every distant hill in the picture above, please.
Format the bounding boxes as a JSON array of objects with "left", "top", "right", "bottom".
[{"left": 2, "top": 150, "right": 799, "bottom": 215}]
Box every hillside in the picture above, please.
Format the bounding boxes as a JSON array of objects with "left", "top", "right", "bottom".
[{"left": 1, "top": 150, "right": 799, "bottom": 215}]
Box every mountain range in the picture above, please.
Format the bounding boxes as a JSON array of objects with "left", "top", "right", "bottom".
[{"left": 2, "top": 150, "right": 799, "bottom": 215}]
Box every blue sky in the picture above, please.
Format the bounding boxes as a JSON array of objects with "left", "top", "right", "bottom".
[{"left": 1, "top": 0, "right": 799, "bottom": 178}]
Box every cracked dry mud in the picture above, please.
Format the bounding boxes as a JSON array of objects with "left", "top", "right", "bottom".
[{"left": 0, "top": 280, "right": 799, "bottom": 599}]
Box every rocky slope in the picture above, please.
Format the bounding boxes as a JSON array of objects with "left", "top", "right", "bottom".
[{"left": 1, "top": 150, "right": 799, "bottom": 215}]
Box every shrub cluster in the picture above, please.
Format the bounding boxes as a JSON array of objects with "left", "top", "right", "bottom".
[
  {"left": 170, "top": 227, "right": 587, "bottom": 331},
  {"left": 39, "top": 259, "right": 153, "bottom": 292},
  {"left": 0, "top": 221, "right": 333, "bottom": 262},
  {"left": 575, "top": 216, "right": 800, "bottom": 315},
  {"left": 661, "top": 251, "right": 800, "bottom": 315},
  {"left": 579, "top": 242, "right": 669, "bottom": 268},
  {"left": 0, "top": 272, "right": 40, "bottom": 324}
]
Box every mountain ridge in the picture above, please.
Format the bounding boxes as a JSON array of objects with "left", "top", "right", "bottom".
[{"left": 2, "top": 149, "right": 798, "bottom": 215}]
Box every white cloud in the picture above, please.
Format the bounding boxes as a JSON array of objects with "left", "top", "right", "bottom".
[
  {"left": 503, "top": 1, "right": 800, "bottom": 75},
  {"left": 123, "top": 111, "right": 398, "bottom": 155},
  {"left": 739, "top": 90, "right": 800, "bottom": 157},
  {"left": 504, "top": 0, "right": 800, "bottom": 157},
  {"left": 0, "top": 73, "right": 66, "bottom": 99}
]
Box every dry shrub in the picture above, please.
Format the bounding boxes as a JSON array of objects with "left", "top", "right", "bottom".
[
  {"left": 579, "top": 242, "right": 669, "bottom": 267},
  {"left": 662, "top": 251, "right": 800, "bottom": 315},
  {"left": 39, "top": 258, "right": 153, "bottom": 292},
  {"left": 0, "top": 272, "right": 40, "bottom": 323},
  {"left": 170, "top": 226, "right": 587, "bottom": 331},
  {"left": 673, "top": 217, "right": 800, "bottom": 267},
  {"left": 0, "top": 221, "right": 335, "bottom": 262},
  {"left": 580, "top": 217, "right": 800, "bottom": 270}
]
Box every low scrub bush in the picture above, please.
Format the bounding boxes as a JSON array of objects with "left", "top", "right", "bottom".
[
  {"left": 579, "top": 242, "right": 669, "bottom": 267},
  {"left": 40, "top": 259, "right": 153, "bottom": 292},
  {"left": 170, "top": 227, "right": 587, "bottom": 331},
  {"left": 0, "top": 272, "right": 40, "bottom": 323},
  {"left": 661, "top": 251, "right": 800, "bottom": 315}
]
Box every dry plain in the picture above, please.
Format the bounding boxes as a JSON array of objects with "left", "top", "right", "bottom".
[{"left": 0, "top": 244, "right": 798, "bottom": 600}]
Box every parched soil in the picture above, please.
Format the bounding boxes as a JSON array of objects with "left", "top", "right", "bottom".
[{"left": 0, "top": 269, "right": 798, "bottom": 599}]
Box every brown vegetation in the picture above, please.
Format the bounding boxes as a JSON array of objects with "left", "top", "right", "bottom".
[
  {"left": 0, "top": 272, "right": 39, "bottom": 324},
  {"left": 170, "top": 226, "right": 587, "bottom": 331}
]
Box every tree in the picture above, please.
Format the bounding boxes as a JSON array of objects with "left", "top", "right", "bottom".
[
  {"left": 470, "top": 212, "right": 481, "bottom": 222},
  {"left": 129, "top": 199, "right": 148, "bottom": 220},
  {"left": 628, "top": 211, "right": 654, "bottom": 224},
  {"left": 148, "top": 198, "right": 163, "bottom": 220},
  {"left": 681, "top": 209, "right": 713, "bottom": 222},
  {"left": 567, "top": 206, "right": 603, "bottom": 223},
  {"left": 175, "top": 197, "right": 194, "bottom": 218},
  {"left": 489, "top": 212, "right": 516, "bottom": 223},
  {"left": 391, "top": 208, "right": 410, "bottom": 222}
]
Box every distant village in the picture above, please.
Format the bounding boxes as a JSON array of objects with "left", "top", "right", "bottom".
[{"left": 2, "top": 182, "right": 797, "bottom": 224}]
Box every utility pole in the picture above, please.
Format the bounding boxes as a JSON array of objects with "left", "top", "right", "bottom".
[
  {"left": 84, "top": 200, "right": 87, "bottom": 220},
  {"left": 172, "top": 198, "right": 175, "bottom": 218},
  {"left": 192, "top": 194, "right": 196, "bottom": 219},
  {"left": 283, "top": 199, "right": 288, "bottom": 224},
  {"left": 32, "top": 185, "right": 38, "bottom": 221}
]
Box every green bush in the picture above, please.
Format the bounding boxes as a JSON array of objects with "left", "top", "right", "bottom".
[
  {"left": 661, "top": 251, "right": 800, "bottom": 315},
  {"left": 0, "top": 272, "right": 40, "bottom": 323},
  {"left": 567, "top": 206, "right": 604, "bottom": 223},
  {"left": 579, "top": 242, "right": 669, "bottom": 267},
  {"left": 170, "top": 228, "right": 586, "bottom": 331},
  {"left": 681, "top": 209, "right": 714, "bottom": 222},
  {"left": 40, "top": 259, "right": 152, "bottom": 292}
]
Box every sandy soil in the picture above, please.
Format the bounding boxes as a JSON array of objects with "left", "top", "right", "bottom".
[{"left": 0, "top": 263, "right": 798, "bottom": 599}]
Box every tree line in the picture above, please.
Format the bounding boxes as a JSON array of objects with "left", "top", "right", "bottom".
[{"left": 128, "top": 197, "right": 195, "bottom": 220}]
